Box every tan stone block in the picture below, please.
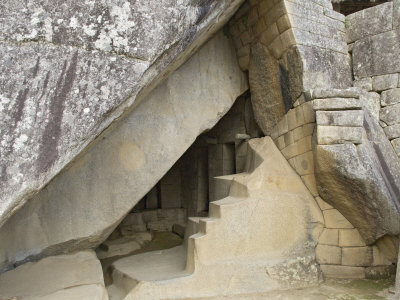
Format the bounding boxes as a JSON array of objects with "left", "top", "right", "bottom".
[
  {"left": 265, "top": 1, "right": 286, "bottom": 25},
  {"left": 320, "top": 265, "right": 365, "bottom": 279},
  {"left": 303, "top": 123, "right": 315, "bottom": 136},
  {"left": 248, "top": 6, "right": 259, "bottom": 26},
  {"left": 339, "top": 229, "right": 366, "bottom": 247},
  {"left": 277, "top": 114, "right": 288, "bottom": 135},
  {"left": 281, "top": 142, "right": 297, "bottom": 159},
  {"left": 302, "top": 102, "right": 316, "bottom": 123},
  {"left": 319, "top": 229, "right": 339, "bottom": 246},
  {"left": 324, "top": 209, "right": 354, "bottom": 229},
  {"left": 253, "top": 18, "right": 267, "bottom": 37},
  {"left": 238, "top": 55, "right": 250, "bottom": 71},
  {"left": 315, "top": 196, "right": 333, "bottom": 210},
  {"left": 292, "top": 126, "right": 304, "bottom": 142},
  {"left": 276, "top": 14, "right": 291, "bottom": 33},
  {"left": 342, "top": 247, "right": 372, "bottom": 267},
  {"left": 296, "top": 136, "right": 312, "bottom": 155},
  {"left": 372, "top": 246, "right": 393, "bottom": 266},
  {"left": 288, "top": 106, "right": 305, "bottom": 131},
  {"left": 280, "top": 28, "right": 296, "bottom": 49},
  {"left": 260, "top": 23, "right": 279, "bottom": 46},
  {"left": 268, "top": 35, "right": 285, "bottom": 59},
  {"left": 276, "top": 135, "right": 285, "bottom": 150},
  {"left": 317, "top": 126, "right": 363, "bottom": 145},
  {"left": 240, "top": 30, "right": 253, "bottom": 45},
  {"left": 249, "top": 0, "right": 262, "bottom": 6},
  {"left": 229, "top": 22, "right": 240, "bottom": 37},
  {"left": 259, "top": 0, "right": 274, "bottom": 16},
  {"left": 293, "top": 151, "right": 314, "bottom": 176},
  {"left": 301, "top": 174, "right": 318, "bottom": 196},
  {"left": 237, "top": 45, "right": 250, "bottom": 57},
  {"left": 316, "top": 244, "right": 341, "bottom": 265},
  {"left": 283, "top": 130, "right": 294, "bottom": 146}
]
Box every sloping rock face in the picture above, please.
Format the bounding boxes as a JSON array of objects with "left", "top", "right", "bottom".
[
  {"left": 0, "top": 0, "right": 245, "bottom": 228},
  {"left": 0, "top": 31, "right": 248, "bottom": 272}
]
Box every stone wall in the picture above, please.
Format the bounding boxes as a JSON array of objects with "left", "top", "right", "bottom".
[
  {"left": 228, "top": 0, "right": 352, "bottom": 135},
  {"left": 348, "top": 1, "right": 400, "bottom": 157}
]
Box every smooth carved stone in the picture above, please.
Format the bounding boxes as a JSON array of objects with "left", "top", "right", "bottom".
[
  {"left": 0, "top": 251, "right": 107, "bottom": 300},
  {"left": 320, "top": 265, "right": 365, "bottom": 279},
  {"left": 342, "top": 247, "right": 373, "bottom": 267},
  {"left": 312, "top": 98, "right": 362, "bottom": 111},
  {"left": 0, "top": 0, "right": 245, "bottom": 229},
  {"left": 316, "top": 110, "right": 364, "bottom": 127},
  {"left": 339, "top": 229, "right": 367, "bottom": 247},
  {"left": 315, "top": 112, "right": 400, "bottom": 244},
  {"left": 0, "top": 31, "right": 248, "bottom": 272},
  {"left": 315, "top": 244, "right": 341, "bottom": 265},
  {"left": 345, "top": 2, "right": 393, "bottom": 43},
  {"left": 353, "top": 30, "right": 400, "bottom": 78},
  {"left": 310, "top": 88, "right": 360, "bottom": 100},
  {"left": 317, "top": 126, "right": 363, "bottom": 145}
]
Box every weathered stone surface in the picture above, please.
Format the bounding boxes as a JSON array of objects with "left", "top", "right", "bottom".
[
  {"left": 359, "top": 91, "right": 380, "bottom": 122},
  {"left": 315, "top": 112, "right": 400, "bottom": 244},
  {"left": 310, "top": 88, "right": 360, "bottom": 99},
  {"left": 319, "top": 265, "right": 365, "bottom": 279},
  {"left": 0, "top": 250, "right": 107, "bottom": 300},
  {"left": 381, "top": 88, "right": 400, "bottom": 107},
  {"left": 0, "top": 31, "right": 248, "bottom": 272},
  {"left": 353, "top": 30, "right": 400, "bottom": 78},
  {"left": 345, "top": 2, "right": 393, "bottom": 43},
  {"left": 248, "top": 43, "right": 302, "bottom": 134},
  {"left": 380, "top": 103, "right": 400, "bottom": 126},
  {"left": 339, "top": 229, "right": 366, "bottom": 247},
  {"left": 312, "top": 98, "right": 361, "bottom": 111},
  {"left": 396, "top": 240, "right": 400, "bottom": 295},
  {"left": 315, "top": 245, "right": 341, "bottom": 265},
  {"left": 323, "top": 209, "right": 354, "bottom": 229},
  {"left": 319, "top": 229, "right": 339, "bottom": 246},
  {"left": 384, "top": 124, "right": 400, "bottom": 140},
  {"left": 372, "top": 73, "right": 399, "bottom": 92},
  {"left": 0, "top": 0, "right": 245, "bottom": 228},
  {"left": 392, "top": 138, "right": 400, "bottom": 156},
  {"left": 354, "top": 77, "right": 372, "bottom": 91},
  {"left": 317, "top": 126, "right": 363, "bottom": 145},
  {"left": 342, "top": 247, "right": 373, "bottom": 267},
  {"left": 316, "top": 111, "right": 364, "bottom": 127}
]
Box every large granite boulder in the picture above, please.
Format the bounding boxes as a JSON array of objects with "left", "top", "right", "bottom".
[
  {"left": 0, "top": 0, "right": 245, "bottom": 228},
  {"left": 315, "top": 110, "right": 400, "bottom": 244},
  {"left": 0, "top": 30, "right": 248, "bottom": 272}
]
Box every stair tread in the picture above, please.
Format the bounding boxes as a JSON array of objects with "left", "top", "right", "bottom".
[{"left": 111, "top": 245, "right": 190, "bottom": 282}]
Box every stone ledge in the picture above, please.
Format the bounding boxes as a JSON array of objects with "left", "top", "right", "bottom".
[{"left": 317, "top": 126, "right": 363, "bottom": 145}]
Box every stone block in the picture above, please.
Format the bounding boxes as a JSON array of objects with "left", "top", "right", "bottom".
[
  {"left": 353, "top": 31, "right": 400, "bottom": 78},
  {"left": 380, "top": 103, "right": 400, "bottom": 126},
  {"left": 268, "top": 35, "right": 285, "bottom": 59},
  {"left": 303, "top": 123, "right": 316, "bottom": 136},
  {"left": 287, "top": 106, "right": 305, "bottom": 131},
  {"left": 258, "top": 0, "right": 274, "bottom": 16},
  {"left": 311, "top": 89, "right": 360, "bottom": 99},
  {"left": 276, "top": 14, "right": 291, "bottom": 33},
  {"left": 360, "top": 91, "right": 380, "bottom": 122},
  {"left": 292, "top": 151, "right": 314, "bottom": 176},
  {"left": 372, "top": 246, "right": 393, "bottom": 266},
  {"left": 312, "top": 98, "right": 361, "bottom": 111},
  {"left": 324, "top": 209, "right": 354, "bottom": 229},
  {"left": 293, "top": 126, "right": 304, "bottom": 142},
  {"left": 316, "top": 196, "right": 333, "bottom": 210},
  {"left": 392, "top": 138, "right": 400, "bottom": 156},
  {"left": 319, "top": 229, "right": 339, "bottom": 246},
  {"left": 345, "top": 2, "right": 393, "bottom": 43},
  {"left": 339, "top": 229, "right": 366, "bottom": 247},
  {"left": 301, "top": 174, "right": 318, "bottom": 197},
  {"left": 365, "top": 265, "right": 397, "bottom": 279},
  {"left": 276, "top": 135, "right": 286, "bottom": 150},
  {"left": 394, "top": 0, "right": 400, "bottom": 29},
  {"left": 384, "top": 124, "right": 400, "bottom": 140},
  {"left": 320, "top": 265, "right": 366, "bottom": 279},
  {"left": 302, "top": 102, "right": 316, "bottom": 123},
  {"left": 316, "top": 110, "right": 364, "bottom": 127},
  {"left": 253, "top": 18, "right": 267, "bottom": 37},
  {"left": 381, "top": 88, "right": 400, "bottom": 106},
  {"left": 277, "top": 115, "right": 289, "bottom": 136},
  {"left": 317, "top": 126, "right": 363, "bottom": 145},
  {"left": 283, "top": 131, "right": 294, "bottom": 146},
  {"left": 260, "top": 23, "right": 279, "bottom": 46},
  {"left": 372, "top": 74, "right": 399, "bottom": 91},
  {"left": 238, "top": 55, "right": 250, "bottom": 70},
  {"left": 316, "top": 245, "right": 341, "bottom": 265},
  {"left": 342, "top": 247, "right": 373, "bottom": 267},
  {"left": 354, "top": 77, "right": 372, "bottom": 91}
]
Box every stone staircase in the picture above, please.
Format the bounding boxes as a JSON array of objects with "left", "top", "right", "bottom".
[{"left": 107, "top": 137, "right": 324, "bottom": 300}]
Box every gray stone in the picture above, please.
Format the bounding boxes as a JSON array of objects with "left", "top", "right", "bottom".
[
  {"left": 394, "top": 0, "right": 400, "bottom": 29},
  {"left": 345, "top": 2, "right": 393, "bottom": 43},
  {"left": 0, "top": 0, "right": 245, "bottom": 228},
  {"left": 312, "top": 98, "right": 361, "bottom": 111},
  {"left": 372, "top": 74, "right": 399, "bottom": 92},
  {"left": 396, "top": 240, "right": 400, "bottom": 295},
  {"left": 360, "top": 91, "right": 380, "bottom": 122},
  {"left": 353, "top": 30, "right": 400, "bottom": 78},
  {"left": 354, "top": 77, "right": 372, "bottom": 91},
  {"left": 392, "top": 138, "right": 400, "bottom": 156},
  {"left": 310, "top": 88, "right": 360, "bottom": 99},
  {"left": 384, "top": 124, "right": 400, "bottom": 140},
  {"left": 317, "top": 126, "right": 363, "bottom": 145},
  {"left": 0, "top": 31, "right": 248, "bottom": 272},
  {"left": 380, "top": 103, "right": 400, "bottom": 126},
  {"left": 381, "top": 88, "right": 400, "bottom": 106},
  {"left": 248, "top": 43, "right": 302, "bottom": 135},
  {"left": 0, "top": 250, "right": 107, "bottom": 300},
  {"left": 316, "top": 111, "right": 364, "bottom": 127},
  {"left": 315, "top": 111, "right": 400, "bottom": 244}
]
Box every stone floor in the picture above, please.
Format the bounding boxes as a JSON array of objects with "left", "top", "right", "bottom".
[{"left": 188, "top": 278, "right": 396, "bottom": 300}]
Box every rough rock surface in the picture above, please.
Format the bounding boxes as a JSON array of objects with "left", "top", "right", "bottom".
[
  {"left": 0, "top": 250, "right": 107, "bottom": 300},
  {"left": 315, "top": 111, "right": 400, "bottom": 244},
  {"left": 0, "top": 0, "right": 245, "bottom": 228},
  {"left": 0, "top": 31, "right": 248, "bottom": 272}
]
